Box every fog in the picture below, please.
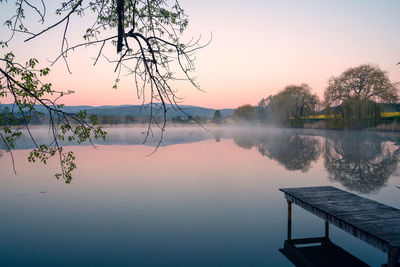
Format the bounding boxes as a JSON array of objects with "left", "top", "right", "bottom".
[
  {"left": 2, "top": 125, "right": 400, "bottom": 194},
  {"left": 2, "top": 124, "right": 400, "bottom": 152}
]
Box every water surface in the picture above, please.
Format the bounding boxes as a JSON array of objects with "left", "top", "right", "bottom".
[{"left": 0, "top": 126, "right": 399, "bottom": 266}]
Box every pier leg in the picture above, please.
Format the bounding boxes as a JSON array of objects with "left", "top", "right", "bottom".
[
  {"left": 387, "top": 246, "right": 399, "bottom": 267},
  {"left": 287, "top": 200, "right": 292, "bottom": 240},
  {"left": 325, "top": 221, "right": 329, "bottom": 238}
]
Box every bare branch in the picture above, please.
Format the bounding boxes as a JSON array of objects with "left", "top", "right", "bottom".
[{"left": 24, "top": 0, "right": 83, "bottom": 42}]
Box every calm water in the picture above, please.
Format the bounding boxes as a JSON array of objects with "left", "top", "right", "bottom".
[{"left": 0, "top": 126, "right": 399, "bottom": 266}]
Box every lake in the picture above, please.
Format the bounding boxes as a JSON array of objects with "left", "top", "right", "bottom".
[{"left": 0, "top": 126, "right": 399, "bottom": 266}]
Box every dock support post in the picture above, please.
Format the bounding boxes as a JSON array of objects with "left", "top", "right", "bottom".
[
  {"left": 325, "top": 221, "right": 329, "bottom": 238},
  {"left": 287, "top": 200, "right": 292, "bottom": 240},
  {"left": 387, "top": 246, "right": 399, "bottom": 267}
]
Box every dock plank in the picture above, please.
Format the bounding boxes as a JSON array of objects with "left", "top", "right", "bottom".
[{"left": 280, "top": 186, "right": 400, "bottom": 253}]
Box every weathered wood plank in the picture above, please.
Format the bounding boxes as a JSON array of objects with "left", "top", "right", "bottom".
[
  {"left": 280, "top": 186, "right": 400, "bottom": 254},
  {"left": 282, "top": 192, "right": 389, "bottom": 252}
]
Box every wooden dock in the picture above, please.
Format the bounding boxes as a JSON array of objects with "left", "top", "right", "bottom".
[{"left": 279, "top": 186, "right": 400, "bottom": 267}]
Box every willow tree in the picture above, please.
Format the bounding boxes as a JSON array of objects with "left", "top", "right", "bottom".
[
  {"left": 233, "top": 104, "right": 257, "bottom": 122},
  {"left": 271, "top": 84, "right": 318, "bottom": 126},
  {"left": 324, "top": 64, "right": 398, "bottom": 129},
  {"left": 256, "top": 95, "right": 276, "bottom": 124},
  {"left": 0, "top": 0, "right": 205, "bottom": 181}
]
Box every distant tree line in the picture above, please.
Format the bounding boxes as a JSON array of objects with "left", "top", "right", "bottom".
[
  {"left": 234, "top": 64, "right": 399, "bottom": 129},
  {"left": 0, "top": 106, "right": 44, "bottom": 125},
  {"left": 0, "top": 109, "right": 215, "bottom": 125},
  {"left": 172, "top": 115, "right": 209, "bottom": 124},
  {"left": 0, "top": 108, "right": 139, "bottom": 125}
]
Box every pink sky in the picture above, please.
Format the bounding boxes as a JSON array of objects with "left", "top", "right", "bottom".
[{"left": 1, "top": 0, "right": 400, "bottom": 109}]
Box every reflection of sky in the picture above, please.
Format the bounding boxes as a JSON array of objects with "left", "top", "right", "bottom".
[
  {"left": 2, "top": 126, "right": 400, "bottom": 195},
  {"left": 1, "top": 127, "right": 399, "bottom": 265}
]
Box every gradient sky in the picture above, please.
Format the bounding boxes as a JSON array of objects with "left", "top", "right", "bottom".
[{"left": 1, "top": 0, "right": 400, "bottom": 109}]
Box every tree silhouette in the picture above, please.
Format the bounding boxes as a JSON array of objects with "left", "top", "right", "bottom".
[
  {"left": 233, "top": 104, "right": 257, "bottom": 122},
  {"left": 212, "top": 110, "right": 222, "bottom": 124},
  {"left": 324, "top": 64, "right": 398, "bottom": 129},
  {"left": 0, "top": 0, "right": 205, "bottom": 181},
  {"left": 270, "top": 84, "right": 319, "bottom": 126}
]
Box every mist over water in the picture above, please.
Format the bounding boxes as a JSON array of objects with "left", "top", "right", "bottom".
[{"left": 1, "top": 125, "right": 400, "bottom": 266}]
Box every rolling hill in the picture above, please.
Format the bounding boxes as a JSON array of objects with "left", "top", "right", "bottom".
[{"left": 0, "top": 104, "right": 234, "bottom": 118}]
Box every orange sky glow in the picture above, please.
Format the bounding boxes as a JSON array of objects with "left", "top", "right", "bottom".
[{"left": 1, "top": 0, "right": 400, "bottom": 109}]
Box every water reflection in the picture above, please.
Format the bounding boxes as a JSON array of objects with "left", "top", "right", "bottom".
[
  {"left": 2, "top": 126, "right": 400, "bottom": 194},
  {"left": 324, "top": 132, "right": 400, "bottom": 194},
  {"left": 280, "top": 237, "right": 369, "bottom": 266},
  {"left": 231, "top": 128, "right": 400, "bottom": 193},
  {"left": 213, "top": 130, "right": 222, "bottom": 142},
  {"left": 257, "top": 134, "right": 320, "bottom": 172},
  {"left": 233, "top": 131, "right": 257, "bottom": 150},
  {"left": 0, "top": 126, "right": 218, "bottom": 149},
  {"left": 233, "top": 130, "right": 321, "bottom": 172}
]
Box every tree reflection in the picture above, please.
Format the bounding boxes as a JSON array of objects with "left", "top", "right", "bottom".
[
  {"left": 258, "top": 134, "right": 321, "bottom": 172},
  {"left": 233, "top": 131, "right": 321, "bottom": 172},
  {"left": 324, "top": 132, "right": 400, "bottom": 194},
  {"left": 233, "top": 132, "right": 257, "bottom": 149},
  {"left": 213, "top": 130, "right": 222, "bottom": 142}
]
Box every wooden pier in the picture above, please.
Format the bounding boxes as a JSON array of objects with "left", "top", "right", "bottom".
[{"left": 279, "top": 186, "right": 400, "bottom": 267}]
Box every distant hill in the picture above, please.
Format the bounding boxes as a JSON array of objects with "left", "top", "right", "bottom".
[{"left": 0, "top": 104, "right": 234, "bottom": 118}]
